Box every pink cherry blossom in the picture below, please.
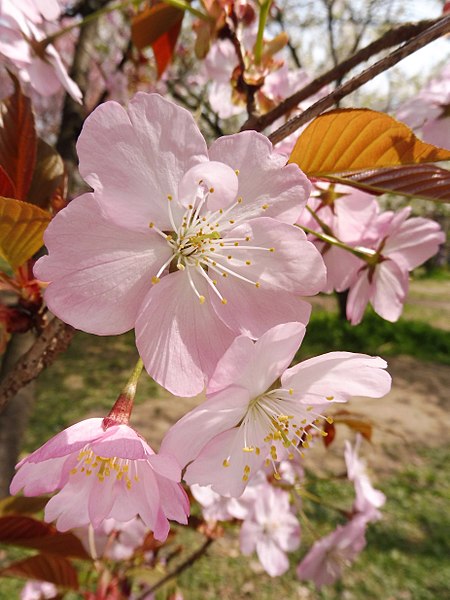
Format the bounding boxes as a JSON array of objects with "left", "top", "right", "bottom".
[
  {"left": 240, "top": 483, "right": 300, "bottom": 577},
  {"left": 74, "top": 517, "right": 149, "bottom": 560},
  {"left": 296, "top": 515, "right": 368, "bottom": 588},
  {"left": 0, "top": 0, "right": 82, "bottom": 102},
  {"left": 161, "top": 322, "right": 391, "bottom": 497},
  {"left": 344, "top": 435, "right": 385, "bottom": 517},
  {"left": 35, "top": 93, "right": 325, "bottom": 396},
  {"left": 346, "top": 207, "right": 445, "bottom": 325},
  {"left": 10, "top": 418, "right": 189, "bottom": 541},
  {"left": 21, "top": 581, "right": 58, "bottom": 600}
]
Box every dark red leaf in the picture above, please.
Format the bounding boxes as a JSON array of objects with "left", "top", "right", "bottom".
[
  {"left": 152, "top": 19, "right": 183, "bottom": 78},
  {"left": 0, "top": 165, "right": 15, "bottom": 198},
  {"left": 0, "top": 74, "right": 37, "bottom": 201},
  {"left": 2, "top": 554, "right": 78, "bottom": 589},
  {"left": 131, "top": 3, "right": 184, "bottom": 51},
  {"left": 322, "top": 421, "right": 336, "bottom": 447}
]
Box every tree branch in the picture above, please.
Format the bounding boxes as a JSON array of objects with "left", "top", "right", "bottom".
[
  {"left": 268, "top": 15, "right": 450, "bottom": 145},
  {"left": 241, "top": 17, "right": 440, "bottom": 132},
  {"left": 0, "top": 318, "right": 75, "bottom": 414}
]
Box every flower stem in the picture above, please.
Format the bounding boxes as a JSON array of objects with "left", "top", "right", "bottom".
[
  {"left": 254, "top": 0, "right": 272, "bottom": 65},
  {"left": 103, "top": 358, "right": 144, "bottom": 428},
  {"left": 298, "top": 224, "right": 377, "bottom": 262}
]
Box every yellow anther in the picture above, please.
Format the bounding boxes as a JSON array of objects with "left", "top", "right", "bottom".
[
  {"left": 213, "top": 279, "right": 217, "bottom": 285},
  {"left": 234, "top": 242, "right": 239, "bottom": 246},
  {"left": 321, "top": 431, "right": 328, "bottom": 437},
  {"left": 223, "top": 459, "right": 230, "bottom": 467},
  {"left": 149, "top": 222, "right": 154, "bottom": 228},
  {"left": 245, "top": 236, "right": 251, "bottom": 241},
  {"left": 326, "top": 395, "right": 334, "bottom": 401},
  {"left": 326, "top": 416, "right": 334, "bottom": 424},
  {"left": 229, "top": 219, "right": 235, "bottom": 224},
  {"left": 209, "top": 187, "right": 214, "bottom": 193},
  {"left": 177, "top": 263, "right": 185, "bottom": 271},
  {"left": 221, "top": 298, "right": 228, "bottom": 305},
  {"left": 151, "top": 276, "right": 160, "bottom": 284},
  {"left": 255, "top": 282, "right": 261, "bottom": 288},
  {"left": 244, "top": 465, "right": 251, "bottom": 473},
  {"left": 255, "top": 447, "right": 261, "bottom": 455},
  {"left": 242, "top": 475, "right": 249, "bottom": 482},
  {"left": 269, "top": 247, "right": 275, "bottom": 252},
  {"left": 262, "top": 204, "right": 269, "bottom": 210},
  {"left": 222, "top": 273, "right": 228, "bottom": 277},
  {"left": 199, "top": 295, "right": 205, "bottom": 304},
  {"left": 306, "top": 406, "right": 314, "bottom": 411},
  {"left": 273, "top": 472, "right": 281, "bottom": 480},
  {"left": 245, "top": 260, "right": 251, "bottom": 265},
  {"left": 289, "top": 388, "right": 294, "bottom": 395},
  {"left": 70, "top": 468, "right": 77, "bottom": 475},
  {"left": 167, "top": 194, "right": 172, "bottom": 200},
  {"left": 235, "top": 170, "right": 240, "bottom": 175},
  {"left": 227, "top": 255, "right": 232, "bottom": 260},
  {"left": 243, "top": 446, "right": 254, "bottom": 452},
  {"left": 188, "top": 204, "right": 193, "bottom": 209}
]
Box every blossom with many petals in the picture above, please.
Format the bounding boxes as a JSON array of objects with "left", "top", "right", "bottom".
[
  {"left": 240, "top": 483, "right": 300, "bottom": 577},
  {"left": 0, "top": 0, "right": 82, "bottom": 102},
  {"left": 35, "top": 93, "right": 325, "bottom": 396},
  {"left": 296, "top": 515, "right": 368, "bottom": 588},
  {"left": 161, "top": 322, "right": 391, "bottom": 496},
  {"left": 10, "top": 418, "right": 189, "bottom": 541},
  {"left": 346, "top": 206, "right": 444, "bottom": 325}
]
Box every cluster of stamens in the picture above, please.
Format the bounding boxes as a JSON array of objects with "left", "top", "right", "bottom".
[
  {"left": 70, "top": 449, "right": 139, "bottom": 490},
  {"left": 222, "top": 388, "right": 334, "bottom": 481},
  {"left": 148, "top": 180, "right": 274, "bottom": 305}
]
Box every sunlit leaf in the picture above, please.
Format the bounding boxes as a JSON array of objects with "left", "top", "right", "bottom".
[
  {"left": 289, "top": 109, "right": 450, "bottom": 176},
  {"left": 332, "top": 410, "right": 373, "bottom": 441},
  {"left": 0, "top": 197, "right": 50, "bottom": 268},
  {"left": 131, "top": 3, "right": 184, "bottom": 51},
  {"left": 152, "top": 19, "right": 183, "bottom": 77},
  {"left": 0, "top": 75, "right": 37, "bottom": 201},
  {"left": 0, "top": 515, "right": 89, "bottom": 559},
  {"left": 28, "top": 139, "right": 65, "bottom": 210},
  {"left": 327, "top": 163, "right": 450, "bottom": 202},
  {"left": 0, "top": 496, "right": 48, "bottom": 516},
  {"left": 2, "top": 554, "right": 79, "bottom": 589}
]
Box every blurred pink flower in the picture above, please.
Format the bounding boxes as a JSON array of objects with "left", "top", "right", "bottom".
[
  {"left": 346, "top": 207, "right": 444, "bottom": 324},
  {"left": 296, "top": 515, "right": 368, "bottom": 588},
  {"left": 35, "top": 93, "right": 324, "bottom": 396},
  {"left": 161, "top": 322, "right": 391, "bottom": 496},
  {"left": 344, "top": 435, "right": 385, "bottom": 517},
  {"left": 21, "top": 581, "right": 58, "bottom": 600},
  {"left": 10, "top": 418, "right": 189, "bottom": 541},
  {"left": 240, "top": 484, "right": 300, "bottom": 577},
  {"left": 0, "top": 0, "right": 82, "bottom": 102},
  {"left": 74, "top": 516, "right": 149, "bottom": 560}
]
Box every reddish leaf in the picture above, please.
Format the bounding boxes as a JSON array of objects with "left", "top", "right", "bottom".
[
  {"left": 328, "top": 163, "right": 450, "bottom": 203},
  {"left": 131, "top": 3, "right": 184, "bottom": 51},
  {"left": 28, "top": 139, "right": 65, "bottom": 210},
  {"left": 332, "top": 410, "right": 373, "bottom": 441},
  {"left": 152, "top": 19, "right": 183, "bottom": 78},
  {"left": 0, "top": 515, "right": 90, "bottom": 559},
  {"left": 0, "top": 165, "right": 15, "bottom": 198},
  {"left": 2, "top": 554, "right": 78, "bottom": 589},
  {"left": 322, "top": 421, "right": 336, "bottom": 447},
  {"left": 0, "top": 74, "right": 37, "bottom": 200}
]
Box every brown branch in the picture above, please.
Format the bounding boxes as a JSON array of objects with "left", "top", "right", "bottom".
[
  {"left": 241, "top": 17, "right": 440, "bottom": 132},
  {"left": 0, "top": 317, "right": 75, "bottom": 414},
  {"left": 138, "top": 537, "right": 214, "bottom": 598},
  {"left": 268, "top": 15, "right": 450, "bottom": 145}
]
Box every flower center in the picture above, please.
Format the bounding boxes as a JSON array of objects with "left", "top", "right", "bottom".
[{"left": 70, "top": 449, "right": 139, "bottom": 490}]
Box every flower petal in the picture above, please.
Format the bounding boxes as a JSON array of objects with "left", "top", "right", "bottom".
[
  {"left": 346, "top": 269, "right": 372, "bottom": 326},
  {"left": 178, "top": 161, "right": 238, "bottom": 211},
  {"left": 372, "top": 260, "right": 409, "bottom": 322},
  {"left": 35, "top": 194, "right": 171, "bottom": 336}
]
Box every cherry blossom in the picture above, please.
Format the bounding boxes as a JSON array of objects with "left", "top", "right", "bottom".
[
  {"left": 346, "top": 207, "right": 445, "bottom": 325},
  {"left": 296, "top": 515, "right": 368, "bottom": 588},
  {"left": 20, "top": 581, "right": 58, "bottom": 600},
  {"left": 10, "top": 418, "right": 189, "bottom": 541},
  {"left": 161, "top": 322, "right": 391, "bottom": 496},
  {"left": 240, "top": 484, "right": 300, "bottom": 577},
  {"left": 0, "top": 0, "right": 82, "bottom": 102},
  {"left": 35, "top": 92, "right": 325, "bottom": 396}
]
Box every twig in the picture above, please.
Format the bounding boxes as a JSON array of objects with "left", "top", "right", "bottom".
[
  {"left": 139, "top": 537, "right": 214, "bottom": 598},
  {"left": 0, "top": 317, "right": 75, "bottom": 414},
  {"left": 268, "top": 15, "right": 450, "bottom": 145},
  {"left": 241, "top": 17, "right": 439, "bottom": 132}
]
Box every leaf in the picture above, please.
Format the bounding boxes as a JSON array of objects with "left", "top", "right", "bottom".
[
  {"left": 289, "top": 109, "right": 450, "bottom": 176},
  {"left": 0, "top": 165, "right": 15, "bottom": 198},
  {"left": 322, "top": 421, "right": 336, "bottom": 447},
  {"left": 28, "top": 139, "right": 65, "bottom": 210},
  {"left": 0, "top": 74, "right": 37, "bottom": 201},
  {"left": 152, "top": 19, "right": 183, "bottom": 77},
  {"left": 2, "top": 554, "right": 79, "bottom": 589},
  {"left": 0, "top": 196, "right": 50, "bottom": 268},
  {"left": 131, "top": 3, "right": 184, "bottom": 51},
  {"left": 332, "top": 410, "right": 373, "bottom": 441},
  {"left": 0, "top": 515, "right": 89, "bottom": 559},
  {"left": 327, "top": 164, "right": 450, "bottom": 203},
  {"left": 0, "top": 495, "right": 49, "bottom": 516}
]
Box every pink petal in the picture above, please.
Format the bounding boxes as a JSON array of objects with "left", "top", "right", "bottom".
[
  {"left": 35, "top": 194, "right": 171, "bottom": 336},
  {"left": 135, "top": 270, "right": 235, "bottom": 396},
  {"left": 90, "top": 425, "right": 150, "bottom": 460},
  {"left": 155, "top": 476, "right": 190, "bottom": 523},
  {"left": 372, "top": 260, "right": 409, "bottom": 322},
  {"left": 346, "top": 269, "right": 373, "bottom": 325},
  {"left": 160, "top": 385, "right": 250, "bottom": 467},
  {"left": 209, "top": 131, "right": 311, "bottom": 224},
  {"left": 147, "top": 453, "right": 181, "bottom": 482},
  {"left": 208, "top": 322, "right": 305, "bottom": 396},
  {"left": 282, "top": 352, "right": 391, "bottom": 402},
  {"left": 45, "top": 44, "right": 82, "bottom": 103},
  {"left": 178, "top": 161, "right": 239, "bottom": 210},
  {"left": 10, "top": 456, "right": 73, "bottom": 495},
  {"left": 256, "top": 537, "right": 290, "bottom": 577}
]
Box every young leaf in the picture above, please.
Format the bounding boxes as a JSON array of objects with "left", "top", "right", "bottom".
[
  {"left": 0, "top": 515, "right": 89, "bottom": 559},
  {"left": 0, "top": 165, "right": 15, "bottom": 198},
  {"left": 289, "top": 109, "right": 450, "bottom": 176},
  {"left": 0, "top": 197, "right": 51, "bottom": 268},
  {"left": 28, "top": 139, "right": 65, "bottom": 210},
  {"left": 2, "top": 554, "right": 79, "bottom": 589},
  {"left": 131, "top": 3, "right": 184, "bottom": 52},
  {"left": 0, "top": 75, "right": 37, "bottom": 201},
  {"left": 0, "top": 496, "right": 48, "bottom": 516},
  {"left": 152, "top": 19, "right": 183, "bottom": 78}
]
